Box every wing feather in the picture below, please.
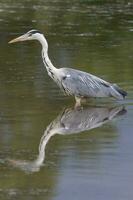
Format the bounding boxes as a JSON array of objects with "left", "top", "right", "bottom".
[{"left": 61, "top": 68, "right": 111, "bottom": 97}]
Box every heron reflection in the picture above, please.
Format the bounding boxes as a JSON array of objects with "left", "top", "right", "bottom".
[{"left": 7, "top": 106, "right": 126, "bottom": 173}]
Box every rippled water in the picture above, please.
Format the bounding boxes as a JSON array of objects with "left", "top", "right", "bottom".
[{"left": 0, "top": 1, "right": 133, "bottom": 200}]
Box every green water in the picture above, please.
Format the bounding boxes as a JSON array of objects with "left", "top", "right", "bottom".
[{"left": 0, "top": 1, "right": 133, "bottom": 199}]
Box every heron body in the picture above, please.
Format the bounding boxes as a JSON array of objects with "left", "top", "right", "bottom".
[{"left": 9, "top": 30, "right": 127, "bottom": 106}]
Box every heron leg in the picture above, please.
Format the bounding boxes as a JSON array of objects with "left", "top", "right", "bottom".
[{"left": 75, "top": 96, "right": 82, "bottom": 108}]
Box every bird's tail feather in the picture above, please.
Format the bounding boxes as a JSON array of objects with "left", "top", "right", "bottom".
[{"left": 110, "top": 84, "right": 127, "bottom": 99}]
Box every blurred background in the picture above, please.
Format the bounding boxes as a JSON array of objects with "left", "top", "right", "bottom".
[{"left": 0, "top": 0, "right": 133, "bottom": 200}]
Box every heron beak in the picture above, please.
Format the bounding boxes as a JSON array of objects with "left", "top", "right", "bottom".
[{"left": 8, "top": 34, "right": 27, "bottom": 44}]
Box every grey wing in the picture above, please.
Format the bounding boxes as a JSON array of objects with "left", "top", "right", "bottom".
[{"left": 61, "top": 69, "right": 111, "bottom": 98}]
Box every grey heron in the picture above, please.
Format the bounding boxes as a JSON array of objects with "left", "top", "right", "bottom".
[{"left": 9, "top": 30, "right": 127, "bottom": 107}]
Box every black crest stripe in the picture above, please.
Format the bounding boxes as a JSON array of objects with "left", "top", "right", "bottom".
[{"left": 28, "top": 30, "right": 42, "bottom": 36}]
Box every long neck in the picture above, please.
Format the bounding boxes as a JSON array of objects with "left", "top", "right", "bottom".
[
  {"left": 39, "top": 35, "right": 57, "bottom": 79},
  {"left": 42, "top": 49, "right": 57, "bottom": 79}
]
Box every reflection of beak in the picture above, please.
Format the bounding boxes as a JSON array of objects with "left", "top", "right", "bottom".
[{"left": 8, "top": 34, "right": 27, "bottom": 44}]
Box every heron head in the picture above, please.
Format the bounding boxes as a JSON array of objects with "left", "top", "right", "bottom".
[{"left": 8, "top": 29, "right": 44, "bottom": 44}]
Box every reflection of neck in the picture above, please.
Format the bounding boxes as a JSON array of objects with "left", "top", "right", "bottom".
[{"left": 35, "top": 129, "right": 56, "bottom": 166}]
